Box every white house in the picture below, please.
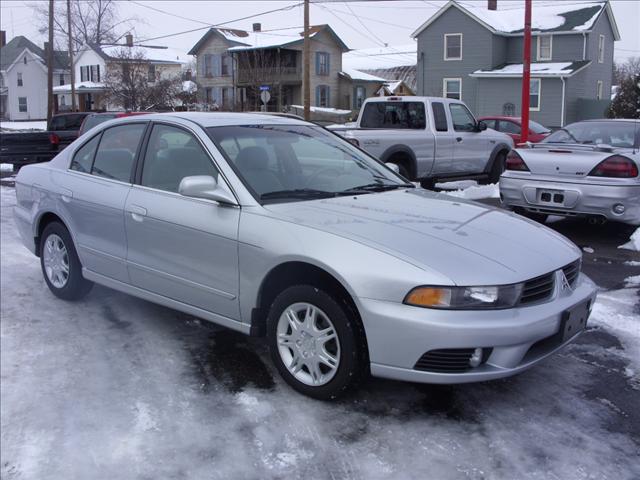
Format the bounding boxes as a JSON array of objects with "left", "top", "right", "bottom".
[
  {"left": 54, "top": 35, "right": 188, "bottom": 111},
  {"left": 0, "top": 34, "right": 70, "bottom": 120}
]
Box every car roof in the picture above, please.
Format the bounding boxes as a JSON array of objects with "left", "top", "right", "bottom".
[
  {"left": 479, "top": 116, "right": 521, "bottom": 122},
  {"left": 136, "top": 111, "right": 311, "bottom": 127}
]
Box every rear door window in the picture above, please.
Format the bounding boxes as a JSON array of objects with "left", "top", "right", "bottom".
[
  {"left": 70, "top": 135, "right": 100, "bottom": 173},
  {"left": 448, "top": 103, "right": 476, "bottom": 132},
  {"left": 360, "top": 102, "right": 426, "bottom": 129},
  {"left": 91, "top": 124, "right": 146, "bottom": 182},
  {"left": 431, "top": 102, "right": 449, "bottom": 132}
]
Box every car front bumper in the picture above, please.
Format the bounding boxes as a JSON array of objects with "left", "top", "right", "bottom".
[
  {"left": 359, "top": 272, "right": 597, "bottom": 384},
  {"left": 499, "top": 175, "right": 640, "bottom": 225}
]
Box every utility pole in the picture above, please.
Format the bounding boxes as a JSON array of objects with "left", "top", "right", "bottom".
[
  {"left": 67, "top": 0, "right": 76, "bottom": 111},
  {"left": 47, "top": 0, "right": 55, "bottom": 122},
  {"left": 303, "top": 0, "right": 310, "bottom": 121},
  {"left": 520, "top": 0, "right": 532, "bottom": 144}
]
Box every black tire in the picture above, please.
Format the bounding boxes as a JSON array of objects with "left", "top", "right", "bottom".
[
  {"left": 487, "top": 151, "right": 507, "bottom": 184},
  {"left": 267, "top": 285, "right": 365, "bottom": 400},
  {"left": 40, "top": 222, "right": 93, "bottom": 301},
  {"left": 392, "top": 162, "right": 410, "bottom": 180},
  {"left": 420, "top": 178, "right": 436, "bottom": 190}
]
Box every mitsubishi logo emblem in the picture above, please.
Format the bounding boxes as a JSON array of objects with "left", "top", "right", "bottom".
[{"left": 561, "top": 271, "right": 573, "bottom": 291}]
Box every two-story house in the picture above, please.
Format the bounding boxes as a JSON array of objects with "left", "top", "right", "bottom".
[
  {"left": 412, "top": 1, "right": 620, "bottom": 127},
  {"left": 0, "top": 32, "right": 70, "bottom": 120},
  {"left": 189, "top": 24, "right": 352, "bottom": 111},
  {"left": 53, "top": 35, "right": 187, "bottom": 111}
]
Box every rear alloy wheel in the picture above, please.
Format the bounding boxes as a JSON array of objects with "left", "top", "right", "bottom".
[
  {"left": 40, "top": 222, "right": 93, "bottom": 300},
  {"left": 267, "top": 285, "right": 363, "bottom": 399}
]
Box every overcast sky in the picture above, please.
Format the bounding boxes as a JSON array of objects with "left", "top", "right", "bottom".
[{"left": 1, "top": 0, "right": 638, "bottom": 62}]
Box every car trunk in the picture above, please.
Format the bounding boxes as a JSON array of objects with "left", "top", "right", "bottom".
[{"left": 521, "top": 145, "right": 612, "bottom": 178}]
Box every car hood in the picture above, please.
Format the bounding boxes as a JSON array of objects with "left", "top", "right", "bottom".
[{"left": 264, "top": 189, "right": 580, "bottom": 286}]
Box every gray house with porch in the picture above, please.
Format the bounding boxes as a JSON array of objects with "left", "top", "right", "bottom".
[{"left": 412, "top": 1, "right": 620, "bottom": 127}]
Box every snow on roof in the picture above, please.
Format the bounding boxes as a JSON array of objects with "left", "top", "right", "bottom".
[
  {"left": 413, "top": 1, "right": 613, "bottom": 38},
  {"left": 471, "top": 61, "right": 591, "bottom": 78},
  {"left": 101, "top": 45, "right": 188, "bottom": 64},
  {"left": 216, "top": 28, "right": 252, "bottom": 45},
  {"left": 339, "top": 69, "right": 387, "bottom": 82},
  {"left": 343, "top": 44, "right": 416, "bottom": 71},
  {"left": 53, "top": 81, "right": 105, "bottom": 93},
  {"left": 384, "top": 81, "right": 402, "bottom": 92},
  {"left": 227, "top": 30, "right": 318, "bottom": 52}
]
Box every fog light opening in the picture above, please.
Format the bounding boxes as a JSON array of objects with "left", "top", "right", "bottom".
[
  {"left": 612, "top": 203, "right": 625, "bottom": 215},
  {"left": 469, "top": 348, "right": 483, "bottom": 368}
]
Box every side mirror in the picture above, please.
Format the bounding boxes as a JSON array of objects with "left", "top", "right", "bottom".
[
  {"left": 385, "top": 162, "right": 400, "bottom": 174},
  {"left": 178, "top": 175, "right": 237, "bottom": 205},
  {"left": 476, "top": 120, "right": 488, "bottom": 132}
]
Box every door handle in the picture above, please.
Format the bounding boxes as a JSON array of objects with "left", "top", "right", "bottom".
[
  {"left": 127, "top": 204, "right": 147, "bottom": 221},
  {"left": 456, "top": 137, "right": 463, "bottom": 142}
]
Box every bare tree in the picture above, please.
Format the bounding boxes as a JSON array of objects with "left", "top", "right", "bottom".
[
  {"left": 235, "top": 49, "right": 281, "bottom": 111},
  {"left": 103, "top": 47, "right": 182, "bottom": 111},
  {"left": 33, "top": 0, "right": 139, "bottom": 51}
]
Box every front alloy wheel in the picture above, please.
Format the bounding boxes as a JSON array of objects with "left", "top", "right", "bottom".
[{"left": 267, "top": 285, "right": 365, "bottom": 399}]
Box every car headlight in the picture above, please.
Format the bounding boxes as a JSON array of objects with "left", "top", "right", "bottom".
[{"left": 404, "top": 284, "right": 523, "bottom": 310}]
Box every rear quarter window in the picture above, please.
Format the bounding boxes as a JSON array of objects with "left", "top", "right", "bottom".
[
  {"left": 431, "top": 102, "right": 448, "bottom": 132},
  {"left": 70, "top": 135, "right": 100, "bottom": 173}
]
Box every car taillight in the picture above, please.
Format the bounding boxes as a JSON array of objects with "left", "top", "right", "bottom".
[
  {"left": 588, "top": 155, "right": 638, "bottom": 178},
  {"left": 505, "top": 150, "right": 529, "bottom": 171},
  {"left": 347, "top": 138, "right": 360, "bottom": 147},
  {"left": 49, "top": 133, "right": 60, "bottom": 146}
]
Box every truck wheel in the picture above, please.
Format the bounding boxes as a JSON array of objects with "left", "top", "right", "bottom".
[
  {"left": 392, "top": 163, "right": 410, "bottom": 179},
  {"left": 267, "top": 285, "right": 365, "bottom": 400},
  {"left": 487, "top": 151, "right": 506, "bottom": 183},
  {"left": 40, "top": 222, "right": 93, "bottom": 300},
  {"left": 420, "top": 178, "right": 436, "bottom": 190}
]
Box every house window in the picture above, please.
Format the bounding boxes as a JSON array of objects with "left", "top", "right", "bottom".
[
  {"left": 537, "top": 36, "right": 552, "bottom": 61},
  {"left": 18, "top": 97, "right": 27, "bottom": 112},
  {"left": 61, "top": 96, "right": 66, "bottom": 106},
  {"left": 596, "top": 80, "right": 603, "bottom": 100},
  {"left": 90, "top": 65, "right": 100, "bottom": 82},
  {"left": 316, "top": 85, "right": 330, "bottom": 107},
  {"left": 59, "top": 74, "right": 65, "bottom": 86},
  {"left": 598, "top": 35, "right": 605, "bottom": 63},
  {"left": 148, "top": 64, "right": 156, "bottom": 82},
  {"left": 443, "top": 78, "right": 461, "bottom": 100},
  {"left": 17, "top": 73, "right": 23, "bottom": 87},
  {"left": 221, "top": 55, "right": 232, "bottom": 76},
  {"left": 353, "top": 86, "right": 366, "bottom": 109},
  {"left": 316, "top": 52, "right": 329, "bottom": 76},
  {"left": 530, "top": 78, "right": 541, "bottom": 111},
  {"left": 23, "top": 56, "right": 27, "bottom": 65},
  {"left": 444, "top": 34, "right": 462, "bottom": 60},
  {"left": 503, "top": 102, "right": 515, "bottom": 116}
]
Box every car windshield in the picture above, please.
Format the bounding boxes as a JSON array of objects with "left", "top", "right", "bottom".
[
  {"left": 207, "top": 124, "right": 411, "bottom": 203},
  {"left": 543, "top": 121, "right": 639, "bottom": 148},
  {"left": 83, "top": 114, "right": 117, "bottom": 133},
  {"left": 528, "top": 120, "right": 550, "bottom": 134}
]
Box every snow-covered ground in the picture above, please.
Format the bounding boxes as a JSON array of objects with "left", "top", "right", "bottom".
[
  {"left": 619, "top": 227, "right": 640, "bottom": 252},
  {"left": 0, "top": 121, "right": 47, "bottom": 131},
  {"left": 1, "top": 184, "right": 638, "bottom": 480}
]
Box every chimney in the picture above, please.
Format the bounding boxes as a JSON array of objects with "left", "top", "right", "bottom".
[
  {"left": 488, "top": 0, "right": 497, "bottom": 10},
  {"left": 125, "top": 34, "right": 133, "bottom": 47},
  {"left": 252, "top": 23, "right": 262, "bottom": 32},
  {"left": 0, "top": 31, "right": 6, "bottom": 49}
]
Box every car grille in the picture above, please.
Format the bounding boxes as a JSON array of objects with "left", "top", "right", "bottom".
[
  {"left": 519, "top": 272, "right": 555, "bottom": 305},
  {"left": 414, "top": 349, "right": 475, "bottom": 373},
  {"left": 562, "top": 260, "right": 580, "bottom": 288}
]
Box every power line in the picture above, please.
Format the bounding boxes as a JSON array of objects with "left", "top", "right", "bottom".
[
  {"left": 134, "top": 2, "right": 304, "bottom": 44},
  {"left": 344, "top": 2, "right": 386, "bottom": 47}
]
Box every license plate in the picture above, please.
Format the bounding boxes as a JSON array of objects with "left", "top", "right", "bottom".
[{"left": 560, "top": 301, "right": 590, "bottom": 342}]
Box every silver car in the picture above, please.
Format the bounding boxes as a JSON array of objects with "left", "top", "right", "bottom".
[
  {"left": 500, "top": 119, "right": 640, "bottom": 225},
  {"left": 14, "top": 113, "right": 597, "bottom": 399}
]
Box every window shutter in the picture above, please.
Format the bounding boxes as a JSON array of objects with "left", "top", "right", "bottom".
[
  {"left": 353, "top": 87, "right": 358, "bottom": 109},
  {"left": 213, "top": 55, "right": 221, "bottom": 76},
  {"left": 315, "top": 85, "right": 320, "bottom": 106},
  {"left": 327, "top": 86, "right": 330, "bottom": 107},
  {"left": 315, "top": 53, "right": 320, "bottom": 75},
  {"left": 97, "top": 65, "right": 100, "bottom": 82},
  {"left": 326, "top": 53, "right": 330, "bottom": 75}
]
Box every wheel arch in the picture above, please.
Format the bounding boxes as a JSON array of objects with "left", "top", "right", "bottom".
[
  {"left": 484, "top": 142, "right": 512, "bottom": 174},
  {"left": 380, "top": 145, "right": 418, "bottom": 179},
  {"left": 34, "top": 211, "right": 69, "bottom": 257}
]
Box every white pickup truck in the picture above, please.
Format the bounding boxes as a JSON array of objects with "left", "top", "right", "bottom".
[{"left": 331, "top": 96, "right": 514, "bottom": 188}]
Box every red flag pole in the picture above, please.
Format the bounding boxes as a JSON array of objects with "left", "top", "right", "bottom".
[{"left": 520, "top": 0, "right": 532, "bottom": 144}]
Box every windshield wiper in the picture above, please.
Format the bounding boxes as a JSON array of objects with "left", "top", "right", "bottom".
[
  {"left": 260, "top": 188, "right": 336, "bottom": 200},
  {"left": 341, "top": 182, "right": 414, "bottom": 194}
]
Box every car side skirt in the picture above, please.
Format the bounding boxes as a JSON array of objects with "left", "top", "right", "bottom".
[{"left": 82, "top": 268, "right": 251, "bottom": 335}]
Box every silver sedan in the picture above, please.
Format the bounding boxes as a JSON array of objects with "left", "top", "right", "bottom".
[
  {"left": 14, "top": 113, "right": 597, "bottom": 399},
  {"left": 500, "top": 119, "right": 640, "bottom": 225}
]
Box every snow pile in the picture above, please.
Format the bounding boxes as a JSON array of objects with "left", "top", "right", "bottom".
[
  {"left": 438, "top": 180, "right": 499, "bottom": 200},
  {"left": 0, "top": 121, "right": 47, "bottom": 131},
  {"left": 53, "top": 81, "right": 105, "bottom": 93},
  {"left": 624, "top": 275, "right": 640, "bottom": 287},
  {"left": 290, "top": 105, "right": 351, "bottom": 115},
  {"left": 618, "top": 227, "right": 640, "bottom": 251}
]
